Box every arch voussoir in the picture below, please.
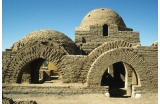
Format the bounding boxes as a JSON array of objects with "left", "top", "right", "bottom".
[
  {"left": 80, "top": 41, "right": 133, "bottom": 83},
  {"left": 7, "top": 44, "right": 67, "bottom": 83}
]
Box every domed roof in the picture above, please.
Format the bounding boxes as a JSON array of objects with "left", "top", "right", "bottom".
[
  {"left": 80, "top": 8, "right": 126, "bottom": 28},
  {"left": 17, "top": 29, "right": 73, "bottom": 44},
  {"left": 11, "top": 29, "right": 77, "bottom": 54}
]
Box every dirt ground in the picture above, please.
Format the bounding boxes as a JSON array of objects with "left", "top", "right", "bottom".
[{"left": 13, "top": 93, "right": 158, "bottom": 104}]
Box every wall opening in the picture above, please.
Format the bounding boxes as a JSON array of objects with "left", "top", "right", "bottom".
[
  {"left": 112, "top": 62, "right": 125, "bottom": 88},
  {"left": 17, "top": 59, "right": 62, "bottom": 84},
  {"left": 17, "top": 58, "right": 45, "bottom": 84},
  {"left": 101, "top": 62, "right": 127, "bottom": 97},
  {"left": 103, "top": 24, "right": 108, "bottom": 36},
  {"left": 101, "top": 62, "right": 125, "bottom": 88},
  {"left": 101, "top": 62, "right": 139, "bottom": 97},
  {"left": 30, "top": 58, "right": 45, "bottom": 84},
  {"left": 40, "top": 61, "right": 61, "bottom": 84}
]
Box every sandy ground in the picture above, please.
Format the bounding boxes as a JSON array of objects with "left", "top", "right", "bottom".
[{"left": 12, "top": 93, "right": 158, "bottom": 104}]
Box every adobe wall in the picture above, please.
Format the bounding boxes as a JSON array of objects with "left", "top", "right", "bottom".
[
  {"left": 85, "top": 45, "right": 158, "bottom": 93},
  {"left": 135, "top": 46, "right": 158, "bottom": 92},
  {"left": 75, "top": 24, "right": 140, "bottom": 54},
  {"left": 3, "top": 42, "right": 157, "bottom": 91},
  {"left": 2, "top": 50, "right": 17, "bottom": 83},
  {"left": 2, "top": 44, "right": 68, "bottom": 83},
  {"left": 60, "top": 55, "right": 87, "bottom": 83},
  {"left": 2, "top": 50, "right": 87, "bottom": 84},
  {"left": 79, "top": 41, "right": 133, "bottom": 83}
]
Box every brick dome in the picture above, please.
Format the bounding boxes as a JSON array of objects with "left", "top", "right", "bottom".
[
  {"left": 80, "top": 8, "right": 126, "bottom": 28},
  {"left": 11, "top": 29, "right": 77, "bottom": 54}
]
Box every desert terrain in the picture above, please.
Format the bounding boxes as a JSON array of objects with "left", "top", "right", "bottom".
[{"left": 11, "top": 93, "right": 158, "bottom": 104}]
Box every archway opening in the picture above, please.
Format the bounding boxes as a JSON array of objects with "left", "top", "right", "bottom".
[
  {"left": 101, "top": 61, "right": 139, "bottom": 97},
  {"left": 112, "top": 62, "right": 125, "bottom": 88},
  {"left": 17, "top": 58, "right": 61, "bottom": 84},
  {"left": 101, "top": 62, "right": 126, "bottom": 97},
  {"left": 39, "top": 60, "right": 61, "bottom": 84},
  {"left": 17, "top": 58, "right": 45, "bottom": 84},
  {"left": 101, "top": 62, "right": 125, "bottom": 88},
  {"left": 30, "top": 58, "right": 45, "bottom": 83}
]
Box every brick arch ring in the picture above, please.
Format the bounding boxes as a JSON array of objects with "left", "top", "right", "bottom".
[
  {"left": 8, "top": 44, "right": 67, "bottom": 83},
  {"left": 86, "top": 47, "right": 154, "bottom": 90},
  {"left": 80, "top": 40, "right": 133, "bottom": 83},
  {"left": 85, "top": 41, "right": 132, "bottom": 68}
]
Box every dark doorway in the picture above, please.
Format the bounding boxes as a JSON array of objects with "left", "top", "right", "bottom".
[
  {"left": 101, "top": 62, "right": 126, "bottom": 97},
  {"left": 101, "top": 69, "right": 113, "bottom": 86},
  {"left": 30, "top": 58, "right": 45, "bottom": 84},
  {"left": 103, "top": 24, "right": 108, "bottom": 36},
  {"left": 17, "top": 58, "right": 63, "bottom": 84},
  {"left": 112, "top": 62, "right": 125, "bottom": 88},
  {"left": 31, "top": 58, "right": 45, "bottom": 84},
  {"left": 17, "top": 58, "right": 46, "bottom": 84},
  {"left": 101, "top": 62, "right": 125, "bottom": 87}
]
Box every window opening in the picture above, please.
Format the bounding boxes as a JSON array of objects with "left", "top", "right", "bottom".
[{"left": 103, "top": 24, "right": 108, "bottom": 36}]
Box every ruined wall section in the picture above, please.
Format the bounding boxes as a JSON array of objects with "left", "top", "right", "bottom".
[
  {"left": 2, "top": 50, "right": 17, "bottom": 83},
  {"left": 134, "top": 46, "right": 158, "bottom": 93},
  {"left": 75, "top": 24, "right": 140, "bottom": 54},
  {"left": 60, "top": 55, "right": 87, "bottom": 83}
]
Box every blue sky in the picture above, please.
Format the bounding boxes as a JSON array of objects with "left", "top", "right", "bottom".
[{"left": 2, "top": 0, "right": 158, "bottom": 51}]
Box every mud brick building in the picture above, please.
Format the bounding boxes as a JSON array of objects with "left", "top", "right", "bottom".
[{"left": 2, "top": 8, "right": 158, "bottom": 98}]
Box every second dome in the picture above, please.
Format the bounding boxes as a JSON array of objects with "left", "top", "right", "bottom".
[{"left": 80, "top": 8, "right": 126, "bottom": 28}]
